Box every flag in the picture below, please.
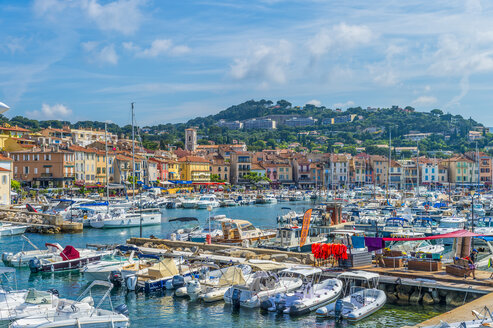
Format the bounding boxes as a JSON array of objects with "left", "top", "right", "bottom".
[{"left": 299, "top": 209, "right": 313, "bottom": 248}]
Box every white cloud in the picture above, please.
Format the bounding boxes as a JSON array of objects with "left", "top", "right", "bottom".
[
  {"left": 229, "top": 39, "right": 292, "bottom": 85},
  {"left": 412, "top": 96, "right": 437, "bottom": 106},
  {"left": 307, "top": 99, "right": 321, "bottom": 107},
  {"left": 34, "top": 0, "right": 145, "bottom": 35},
  {"left": 28, "top": 103, "right": 73, "bottom": 119},
  {"left": 308, "top": 23, "right": 373, "bottom": 57},
  {"left": 333, "top": 100, "right": 355, "bottom": 109},
  {"left": 124, "top": 39, "right": 191, "bottom": 58},
  {"left": 82, "top": 42, "right": 118, "bottom": 65}
]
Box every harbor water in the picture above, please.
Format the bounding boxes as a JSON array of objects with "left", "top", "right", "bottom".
[{"left": 0, "top": 202, "right": 449, "bottom": 327}]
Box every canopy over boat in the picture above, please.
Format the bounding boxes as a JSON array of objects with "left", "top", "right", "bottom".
[
  {"left": 383, "top": 229, "right": 486, "bottom": 241},
  {"left": 280, "top": 266, "right": 322, "bottom": 277},
  {"left": 338, "top": 270, "right": 380, "bottom": 281},
  {"left": 218, "top": 266, "right": 246, "bottom": 286},
  {"left": 247, "top": 259, "right": 287, "bottom": 271}
]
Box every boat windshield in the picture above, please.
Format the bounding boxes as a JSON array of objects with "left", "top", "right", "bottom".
[{"left": 439, "top": 221, "right": 463, "bottom": 228}]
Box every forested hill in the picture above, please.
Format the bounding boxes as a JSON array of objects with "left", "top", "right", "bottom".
[{"left": 2, "top": 99, "right": 491, "bottom": 156}]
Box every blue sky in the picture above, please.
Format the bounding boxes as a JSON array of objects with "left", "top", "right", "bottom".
[{"left": 1, "top": 0, "right": 493, "bottom": 126}]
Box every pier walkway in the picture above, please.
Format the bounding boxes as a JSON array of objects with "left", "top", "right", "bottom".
[{"left": 407, "top": 292, "right": 493, "bottom": 327}]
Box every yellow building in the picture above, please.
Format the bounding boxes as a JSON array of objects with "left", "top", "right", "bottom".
[
  {"left": 178, "top": 156, "right": 210, "bottom": 182},
  {"left": 68, "top": 145, "right": 97, "bottom": 185},
  {"left": 95, "top": 151, "right": 107, "bottom": 184},
  {"left": 167, "top": 160, "right": 180, "bottom": 181}
]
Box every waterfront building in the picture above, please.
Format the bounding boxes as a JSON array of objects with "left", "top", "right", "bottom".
[
  {"left": 217, "top": 120, "right": 243, "bottom": 129},
  {"left": 447, "top": 155, "right": 476, "bottom": 187},
  {"left": 208, "top": 154, "right": 230, "bottom": 183},
  {"left": 68, "top": 145, "right": 97, "bottom": 185},
  {"left": 0, "top": 154, "right": 12, "bottom": 205},
  {"left": 178, "top": 156, "right": 210, "bottom": 182},
  {"left": 71, "top": 127, "right": 117, "bottom": 147},
  {"left": 230, "top": 151, "right": 252, "bottom": 184},
  {"left": 11, "top": 148, "right": 75, "bottom": 188},
  {"left": 370, "top": 155, "right": 388, "bottom": 187}
]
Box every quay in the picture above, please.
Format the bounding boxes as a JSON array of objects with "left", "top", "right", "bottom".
[
  {"left": 127, "top": 237, "right": 490, "bottom": 308},
  {"left": 0, "top": 208, "right": 82, "bottom": 233}
]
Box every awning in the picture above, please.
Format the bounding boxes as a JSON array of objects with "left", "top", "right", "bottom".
[
  {"left": 169, "top": 180, "right": 192, "bottom": 184},
  {"left": 383, "top": 229, "right": 486, "bottom": 241}
]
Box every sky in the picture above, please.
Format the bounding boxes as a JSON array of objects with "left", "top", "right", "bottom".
[{"left": 1, "top": 0, "right": 493, "bottom": 126}]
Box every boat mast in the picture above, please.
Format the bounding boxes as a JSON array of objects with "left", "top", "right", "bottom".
[
  {"left": 105, "top": 122, "right": 109, "bottom": 212},
  {"left": 131, "top": 102, "right": 136, "bottom": 205},
  {"left": 387, "top": 129, "right": 391, "bottom": 203}
]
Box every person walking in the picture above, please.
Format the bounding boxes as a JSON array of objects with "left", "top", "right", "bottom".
[{"left": 468, "top": 249, "right": 478, "bottom": 279}]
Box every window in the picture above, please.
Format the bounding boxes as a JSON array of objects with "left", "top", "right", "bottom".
[
  {"left": 46, "top": 168, "right": 50, "bottom": 173},
  {"left": 14, "top": 167, "right": 17, "bottom": 174},
  {"left": 218, "top": 167, "right": 221, "bottom": 172},
  {"left": 2, "top": 176, "right": 6, "bottom": 185},
  {"left": 34, "top": 168, "right": 38, "bottom": 174},
  {"left": 24, "top": 166, "right": 29, "bottom": 174},
  {"left": 225, "top": 167, "right": 227, "bottom": 172}
]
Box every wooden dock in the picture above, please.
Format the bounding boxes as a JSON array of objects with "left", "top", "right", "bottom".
[{"left": 407, "top": 292, "right": 493, "bottom": 327}]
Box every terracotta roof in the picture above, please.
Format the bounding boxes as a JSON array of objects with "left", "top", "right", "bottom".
[
  {"left": 0, "top": 167, "right": 10, "bottom": 172},
  {"left": 251, "top": 163, "right": 264, "bottom": 170},
  {"left": 0, "top": 126, "right": 30, "bottom": 132},
  {"left": 69, "top": 145, "right": 97, "bottom": 153},
  {"left": 178, "top": 156, "right": 208, "bottom": 163},
  {"left": 0, "top": 154, "right": 12, "bottom": 161}
]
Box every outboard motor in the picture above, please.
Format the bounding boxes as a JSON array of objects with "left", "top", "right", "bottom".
[
  {"left": 2, "top": 252, "right": 12, "bottom": 263},
  {"left": 109, "top": 271, "right": 124, "bottom": 288},
  {"left": 232, "top": 289, "right": 241, "bottom": 309},
  {"left": 172, "top": 275, "right": 185, "bottom": 289},
  {"left": 276, "top": 294, "right": 287, "bottom": 313},
  {"left": 47, "top": 289, "right": 59, "bottom": 297},
  {"left": 115, "top": 304, "right": 129, "bottom": 316},
  {"left": 260, "top": 299, "right": 274, "bottom": 311},
  {"left": 29, "top": 258, "right": 41, "bottom": 273},
  {"left": 334, "top": 299, "right": 344, "bottom": 321},
  {"left": 126, "top": 275, "right": 138, "bottom": 292}
]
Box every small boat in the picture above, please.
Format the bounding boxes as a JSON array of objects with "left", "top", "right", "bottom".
[
  {"left": 214, "top": 218, "right": 276, "bottom": 246},
  {"left": 188, "top": 215, "right": 224, "bottom": 243},
  {"left": 0, "top": 223, "right": 28, "bottom": 236},
  {"left": 381, "top": 217, "right": 412, "bottom": 237},
  {"left": 89, "top": 210, "right": 161, "bottom": 229},
  {"left": 474, "top": 217, "right": 493, "bottom": 235},
  {"left": 260, "top": 267, "right": 343, "bottom": 316},
  {"left": 29, "top": 246, "right": 111, "bottom": 273},
  {"left": 181, "top": 197, "right": 199, "bottom": 209},
  {"left": 9, "top": 280, "right": 129, "bottom": 328},
  {"left": 412, "top": 217, "right": 438, "bottom": 235},
  {"left": 81, "top": 247, "right": 138, "bottom": 281},
  {"left": 224, "top": 269, "right": 303, "bottom": 308},
  {"left": 2, "top": 237, "right": 64, "bottom": 267},
  {"left": 316, "top": 271, "right": 386, "bottom": 321},
  {"left": 434, "top": 217, "right": 467, "bottom": 245},
  {"left": 167, "top": 217, "right": 201, "bottom": 241},
  {"left": 196, "top": 194, "right": 220, "bottom": 209}
]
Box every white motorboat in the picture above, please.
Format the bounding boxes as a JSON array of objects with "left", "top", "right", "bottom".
[
  {"left": 178, "top": 265, "right": 252, "bottom": 302},
  {"left": 2, "top": 237, "right": 64, "bottom": 267},
  {"left": 474, "top": 217, "right": 493, "bottom": 235},
  {"left": 224, "top": 270, "right": 302, "bottom": 308},
  {"left": 260, "top": 267, "right": 343, "bottom": 316},
  {"left": 0, "top": 223, "right": 28, "bottom": 236},
  {"left": 28, "top": 246, "right": 111, "bottom": 273},
  {"left": 435, "top": 217, "right": 467, "bottom": 245},
  {"left": 196, "top": 194, "right": 220, "bottom": 209},
  {"left": 181, "top": 197, "right": 199, "bottom": 209},
  {"left": 80, "top": 249, "right": 137, "bottom": 281},
  {"left": 1, "top": 288, "right": 62, "bottom": 322},
  {"left": 89, "top": 210, "right": 161, "bottom": 229},
  {"left": 316, "top": 271, "right": 386, "bottom": 322},
  {"left": 9, "top": 281, "right": 129, "bottom": 328}
]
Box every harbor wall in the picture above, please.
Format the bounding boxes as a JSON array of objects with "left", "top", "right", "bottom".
[{"left": 0, "top": 208, "right": 82, "bottom": 233}]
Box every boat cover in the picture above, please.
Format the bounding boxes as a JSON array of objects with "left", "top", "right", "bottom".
[
  {"left": 382, "top": 229, "right": 485, "bottom": 241},
  {"left": 60, "top": 246, "right": 80, "bottom": 260},
  {"left": 147, "top": 258, "right": 179, "bottom": 279},
  {"left": 219, "top": 266, "right": 246, "bottom": 286}
]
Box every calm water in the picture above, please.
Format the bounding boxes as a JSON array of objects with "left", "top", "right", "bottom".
[{"left": 0, "top": 202, "right": 447, "bottom": 327}]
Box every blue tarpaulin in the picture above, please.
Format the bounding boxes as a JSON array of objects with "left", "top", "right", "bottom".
[{"left": 169, "top": 180, "right": 192, "bottom": 184}]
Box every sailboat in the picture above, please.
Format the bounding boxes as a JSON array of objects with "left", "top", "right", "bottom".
[{"left": 88, "top": 107, "right": 161, "bottom": 229}]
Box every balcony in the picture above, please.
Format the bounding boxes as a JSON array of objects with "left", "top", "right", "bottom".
[{"left": 40, "top": 173, "right": 53, "bottom": 178}]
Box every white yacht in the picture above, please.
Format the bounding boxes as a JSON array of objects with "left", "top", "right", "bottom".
[
  {"left": 89, "top": 210, "right": 161, "bottom": 229},
  {"left": 181, "top": 197, "right": 199, "bottom": 209},
  {"left": 196, "top": 194, "right": 220, "bottom": 209}
]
